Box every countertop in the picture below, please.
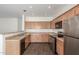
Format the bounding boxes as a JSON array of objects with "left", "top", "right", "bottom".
[
  {"left": 3, "top": 32, "right": 25, "bottom": 38},
  {"left": 56, "top": 37, "right": 64, "bottom": 42},
  {"left": 6, "top": 33, "right": 30, "bottom": 40},
  {"left": 4, "top": 32, "right": 30, "bottom": 40},
  {"left": 3, "top": 30, "right": 64, "bottom": 41},
  {"left": 49, "top": 32, "right": 57, "bottom": 38},
  {"left": 25, "top": 29, "right": 64, "bottom": 33},
  {"left": 49, "top": 32, "right": 64, "bottom": 42}
]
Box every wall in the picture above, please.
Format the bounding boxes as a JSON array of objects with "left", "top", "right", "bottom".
[
  {"left": 50, "top": 5, "right": 79, "bottom": 29},
  {"left": 18, "top": 16, "right": 23, "bottom": 31},
  {"left": 0, "top": 18, "right": 18, "bottom": 33},
  {"left": 18, "top": 15, "right": 24, "bottom": 31}
]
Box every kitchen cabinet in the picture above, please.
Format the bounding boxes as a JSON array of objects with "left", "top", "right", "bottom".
[
  {"left": 74, "top": 5, "right": 79, "bottom": 16},
  {"left": 20, "top": 37, "right": 25, "bottom": 54},
  {"left": 50, "top": 5, "right": 79, "bottom": 29},
  {"left": 56, "top": 37, "right": 64, "bottom": 55},
  {"left": 25, "top": 22, "right": 50, "bottom": 29},
  {"left": 6, "top": 34, "right": 30, "bottom": 55},
  {"left": 50, "top": 21, "right": 55, "bottom": 29},
  {"left": 6, "top": 39, "right": 20, "bottom": 55},
  {"left": 25, "top": 35, "right": 30, "bottom": 48},
  {"left": 31, "top": 33, "right": 49, "bottom": 42}
]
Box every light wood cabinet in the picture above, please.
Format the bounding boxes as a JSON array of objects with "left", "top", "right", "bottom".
[
  {"left": 56, "top": 37, "right": 64, "bottom": 55},
  {"left": 6, "top": 39, "right": 20, "bottom": 55},
  {"left": 25, "top": 35, "right": 30, "bottom": 48},
  {"left": 31, "top": 33, "right": 49, "bottom": 42},
  {"left": 6, "top": 34, "right": 30, "bottom": 55},
  {"left": 50, "top": 21, "right": 55, "bottom": 29},
  {"left": 74, "top": 5, "right": 79, "bottom": 16},
  {"left": 50, "top": 5, "right": 79, "bottom": 29},
  {"left": 25, "top": 22, "right": 50, "bottom": 29}
]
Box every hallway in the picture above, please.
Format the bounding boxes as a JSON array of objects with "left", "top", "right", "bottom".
[{"left": 23, "top": 43, "right": 54, "bottom": 55}]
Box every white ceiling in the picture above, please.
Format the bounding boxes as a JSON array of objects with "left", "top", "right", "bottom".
[{"left": 0, "top": 4, "right": 76, "bottom": 20}]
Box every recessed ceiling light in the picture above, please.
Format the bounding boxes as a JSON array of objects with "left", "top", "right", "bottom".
[
  {"left": 29, "top": 6, "right": 32, "bottom": 8},
  {"left": 48, "top": 5, "right": 51, "bottom": 9}
]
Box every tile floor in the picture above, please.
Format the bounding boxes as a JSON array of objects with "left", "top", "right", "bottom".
[{"left": 23, "top": 43, "right": 54, "bottom": 55}]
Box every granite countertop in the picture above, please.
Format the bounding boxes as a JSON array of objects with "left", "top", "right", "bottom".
[
  {"left": 49, "top": 32, "right": 64, "bottom": 42},
  {"left": 4, "top": 32, "right": 30, "bottom": 40},
  {"left": 3, "top": 32, "right": 25, "bottom": 38},
  {"left": 6, "top": 35, "right": 24, "bottom": 40},
  {"left": 6, "top": 33, "right": 30, "bottom": 40},
  {"left": 49, "top": 32, "right": 57, "bottom": 38}
]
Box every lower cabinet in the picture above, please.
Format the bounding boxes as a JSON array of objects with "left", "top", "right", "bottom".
[
  {"left": 6, "top": 40, "right": 20, "bottom": 55},
  {"left": 20, "top": 38, "right": 25, "bottom": 55},
  {"left": 6, "top": 35, "right": 30, "bottom": 55},
  {"left": 20, "top": 35, "right": 30, "bottom": 55},
  {"left": 31, "top": 33, "right": 49, "bottom": 42},
  {"left": 25, "top": 35, "right": 30, "bottom": 48},
  {"left": 56, "top": 37, "right": 64, "bottom": 55}
]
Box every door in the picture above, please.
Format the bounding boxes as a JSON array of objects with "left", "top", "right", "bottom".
[
  {"left": 63, "top": 16, "right": 79, "bottom": 38},
  {"left": 64, "top": 36, "right": 79, "bottom": 55}
]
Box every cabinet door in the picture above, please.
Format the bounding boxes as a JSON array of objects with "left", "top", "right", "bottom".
[
  {"left": 56, "top": 38, "right": 64, "bottom": 55},
  {"left": 6, "top": 40, "right": 20, "bottom": 55},
  {"left": 31, "top": 33, "right": 48, "bottom": 42},
  {"left": 74, "top": 5, "right": 79, "bottom": 15},
  {"left": 20, "top": 38, "right": 25, "bottom": 54},
  {"left": 25, "top": 35, "right": 30, "bottom": 48}
]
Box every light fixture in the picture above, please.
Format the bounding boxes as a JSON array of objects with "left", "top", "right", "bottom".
[
  {"left": 29, "top": 6, "right": 32, "bottom": 8},
  {"left": 48, "top": 5, "right": 51, "bottom": 9}
]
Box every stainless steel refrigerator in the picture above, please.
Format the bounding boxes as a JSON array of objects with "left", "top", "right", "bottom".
[{"left": 63, "top": 16, "right": 79, "bottom": 55}]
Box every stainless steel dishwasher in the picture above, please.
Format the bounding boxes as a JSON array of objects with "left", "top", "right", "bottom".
[{"left": 49, "top": 35, "right": 56, "bottom": 54}]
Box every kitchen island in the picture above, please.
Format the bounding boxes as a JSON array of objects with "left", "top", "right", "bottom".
[{"left": 2, "top": 32, "right": 30, "bottom": 55}]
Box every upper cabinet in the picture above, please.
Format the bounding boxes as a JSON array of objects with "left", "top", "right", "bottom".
[
  {"left": 50, "top": 5, "right": 79, "bottom": 29},
  {"left": 25, "top": 22, "right": 50, "bottom": 29},
  {"left": 74, "top": 5, "right": 79, "bottom": 16}
]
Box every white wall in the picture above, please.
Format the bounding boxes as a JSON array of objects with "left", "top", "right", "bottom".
[
  {"left": 18, "top": 16, "right": 23, "bottom": 31},
  {"left": 0, "top": 18, "right": 18, "bottom": 33},
  {"left": 18, "top": 15, "right": 24, "bottom": 31}
]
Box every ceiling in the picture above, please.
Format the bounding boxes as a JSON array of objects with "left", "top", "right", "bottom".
[{"left": 0, "top": 4, "right": 76, "bottom": 19}]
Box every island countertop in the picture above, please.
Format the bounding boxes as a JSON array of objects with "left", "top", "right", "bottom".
[{"left": 2, "top": 32, "right": 30, "bottom": 40}]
